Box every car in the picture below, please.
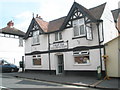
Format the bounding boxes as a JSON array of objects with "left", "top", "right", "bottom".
[{"left": 0, "top": 59, "right": 19, "bottom": 73}]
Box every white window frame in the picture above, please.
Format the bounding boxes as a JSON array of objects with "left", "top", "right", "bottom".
[
  {"left": 55, "top": 32, "right": 62, "bottom": 41},
  {"left": 73, "top": 19, "right": 86, "bottom": 37},
  {"left": 32, "top": 30, "right": 39, "bottom": 45},
  {"left": 73, "top": 51, "right": 90, "bottom": 65},
  {"left": 33, "top": 54, "right": 41, "bottom": 66}
]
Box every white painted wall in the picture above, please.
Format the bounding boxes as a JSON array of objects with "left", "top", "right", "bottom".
[
  {"left": 105, "top": 37, "right": 119, "bottom": 77},
  {"left": 25, "top": 34, "right": 48, "bottom": 53},
  {"left": 0, "top": 37, "right": 24, "bottom": 66},
  {"left": 101, "top": 3, "right": 118, "bottom": 44},
  {"left": 25, "top": 54, "right": 49, "bottom": 70}
]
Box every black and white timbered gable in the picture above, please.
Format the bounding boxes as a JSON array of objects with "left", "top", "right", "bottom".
[
  {"left": 25, "top": 17, "right": 48, "bottom": 39},
  {"left": 60, "top": 2, "right": 106, "bottom": 40}
]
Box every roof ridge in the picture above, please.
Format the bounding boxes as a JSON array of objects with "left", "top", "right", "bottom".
[
  {"left": 111, "top": 8, "right": 120, "bottom": 12},
  {"left": 89, "top": 2, "right": 106, "bottom": 10},
  {"left": 49, "top": 16, "right": 66, "bottom": 22}
]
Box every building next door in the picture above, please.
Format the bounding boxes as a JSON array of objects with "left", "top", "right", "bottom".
[{"left": 57, "top": 54, "right": 64, "bottom": 75}]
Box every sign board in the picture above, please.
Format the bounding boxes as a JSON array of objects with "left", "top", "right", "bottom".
[{"left": 50, "top": 42, "right": 68, "bottom": 50}]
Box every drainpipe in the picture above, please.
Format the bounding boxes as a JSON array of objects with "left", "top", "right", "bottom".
[
  {"left": 96, "top": 23, "right": 103, "bottom": 76},
  {"left": 48, "top": 34, "right": 51, "bottom": 74}
]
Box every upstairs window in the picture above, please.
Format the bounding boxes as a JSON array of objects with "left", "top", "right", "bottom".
[
  {"left": 33, "top": 30, "right": 39, "bottom": 44},
  {"left": 55, "top": 32, "right": 62, "bottom": 41},
  {"left": 73, "top": 19, "right": 85, "bottom": 37}
]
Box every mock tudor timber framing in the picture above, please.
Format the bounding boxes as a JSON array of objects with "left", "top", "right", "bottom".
[{"left": 25, "top": 2, "right": 116, "bottom": 75}]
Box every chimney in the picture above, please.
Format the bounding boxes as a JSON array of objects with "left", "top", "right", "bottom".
[
  {"left": 7, "top": 20, "right": 14, "bottom": 28},
  {"left": 36, "top": 14, "right": 42, "bottom": 20},
  {"left": 36, "top": 14, "right": 39, "bottom": 18}
]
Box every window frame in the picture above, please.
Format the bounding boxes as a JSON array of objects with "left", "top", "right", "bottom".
[
  {"left": 55, "top": 32, "right": 62, "bottom": 41},
  {"left": 32, "top": 30, "right": 40, "bottom": 45},
  {"left": 73, "top": 51, "right": 90, "bottom": 65},
  {"left": 73, "top": 19, "right": 86, "bottom": 37},
  {"left": 33, "top": 54, "right": 41, "bottom": 66}
]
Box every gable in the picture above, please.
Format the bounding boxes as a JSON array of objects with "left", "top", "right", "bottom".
[
  {"left": 60, "top": 2, "right": 98, "bottom": 30},
  {"left": 25, "top": 18, "right": 48, "bottom": 39},
  {"left": 111, "top": 8, "right": 120, "bottom": 22}
]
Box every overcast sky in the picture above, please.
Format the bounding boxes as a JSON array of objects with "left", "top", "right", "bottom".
[{"left": 0, "top": 0, "right": 120, "bottom": 32}]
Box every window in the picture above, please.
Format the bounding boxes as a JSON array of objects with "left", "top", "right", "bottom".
[
  {"left": 33, "top": 30, "right": 39, "bottom": 44},
  {"left": 73, "top": 51, "right": 90, "bottom": 64},
  {"left": 33, "top": 55, "right": 41, "bottom": 65},
  {"left": 73, "top": 19, "right": 85, "bottom": 37},
  {"left": 55, "top": 32, "right": 62, "bottom": 41},
  {"left": 19, "top": 37, "right": 23, "bottom": 47}
]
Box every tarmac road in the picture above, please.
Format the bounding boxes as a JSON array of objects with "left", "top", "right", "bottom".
[{"left": 0, "top": 73, "right": 102, "bottom": 90}]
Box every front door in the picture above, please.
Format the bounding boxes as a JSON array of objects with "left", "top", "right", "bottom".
[{"left": 57, "top": 55, "right": 64, "bottom": 74}]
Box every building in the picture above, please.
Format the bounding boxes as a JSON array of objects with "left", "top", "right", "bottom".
[
  {"left": 24, "top": 2, "right": 118, "bottom": 76},
  {"left": 105, "top": 36, "right": 120, "bottom": 77},
  {"left": 111, "top": 8, "right": 120, "bottom": 34},
  {"left": 0, "top": 21, "right": 25, "bottom": 66}
]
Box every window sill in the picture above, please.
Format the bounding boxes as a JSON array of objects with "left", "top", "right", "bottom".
[
  {"left": 32, "top": 43, "right": 40, "bottom": 46},
  {"left": 74, "top": 63, "right": 91, "bottom": 66},
  {"left": 72, "top": 35, "right": 86, "bottom": 39},
  {"left": 53, "top": 40, "right": 63, "bottom": 44},
  {"left": 32, "top": 65, "right": 42, "bottom": 68}
]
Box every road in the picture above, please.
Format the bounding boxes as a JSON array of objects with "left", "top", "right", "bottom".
[{"left": 0, "top": 73, "right": 101, "bottom": 90}]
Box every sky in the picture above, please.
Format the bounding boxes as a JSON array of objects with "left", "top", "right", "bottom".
[{"left": 0, "top": 0, "right": 120, "bottom": 32}]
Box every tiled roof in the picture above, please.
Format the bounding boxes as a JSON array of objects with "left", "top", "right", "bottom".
[
  {"left": 35, "top": 18, "right": 48, "bottom": 32},
  {"left": 89, "top": 3, "right": 106, "bottom": 19},
  {"left": 0, "top": 26, "right": 25, "bottom": 37},
  {"left": 47, "top": 16, "right": 66, "bottom": 32},
  {"left": 111, "top": 8, "right": 120, "bottom": 22},
  {"left": 35, "top": 3, "right": 106, "bottom": 33}
]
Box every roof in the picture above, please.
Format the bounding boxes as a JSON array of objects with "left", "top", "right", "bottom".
[
  {"left": 0, "top": 26, "right": 25, "bottom": 37},
  {"left": 35, "top": 18, "right": 48, "bottom": 32},
  {"left": 111, "top": 8, "right": 120, "bottom": 22},
  {"left": 25, "top": 2, "right": 106, "bottom": 39},
  {"left": 41, "top": 2, "right": 106, "bottom": 32},
  {"left": 47, "top": 16, "right": 66, "bottom": 32},
  {"left": 89, "top": 3, "right": 106, "bottom": 20}
]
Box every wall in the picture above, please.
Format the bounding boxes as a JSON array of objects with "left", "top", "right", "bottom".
[
  {"left": 25, "top": 54, "right": 49, "bottom": 70},
  {"left": 25, "top": 34, "right": 48, "bottom": 53},
  {"left": 0, "top": 36, "right": 24, "bottom": 66},
  {"left": 101, "top": 3, "right": 118, "bottom": 44},
  {"left": 105, "top": 36, "right": 119, "bottom": 77}
]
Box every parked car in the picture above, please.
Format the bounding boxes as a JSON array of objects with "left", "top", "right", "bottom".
[{"left": 0, "top": 59, "right": 19, "bottom": 72}]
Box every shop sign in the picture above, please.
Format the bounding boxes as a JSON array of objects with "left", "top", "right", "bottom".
[{"left": 50, "top": 42, "right": 68, "bottom": 50}]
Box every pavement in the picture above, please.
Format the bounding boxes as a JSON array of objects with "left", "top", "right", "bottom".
[{"left": 5, "top": 71, "right": 120, "bottom": 90}]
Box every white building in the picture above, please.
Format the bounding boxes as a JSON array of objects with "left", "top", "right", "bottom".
[
  {"left": 0, "top": 21, "right": 25, "bottom": 66},
  {"left": 24, "top": 2, "right": 118, "bottom": 75}
]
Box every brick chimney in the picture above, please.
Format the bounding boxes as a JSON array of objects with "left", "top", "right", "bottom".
[
  {"left": 36, "top": 14, "right": 42, "bottom": 20},
  {"left": 7, "top": 20, "right": 14, "bottom": 28}
]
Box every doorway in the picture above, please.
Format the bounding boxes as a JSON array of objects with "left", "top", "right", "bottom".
[{"left": 57, "top": 55, "right": 64, "bottom": 75}]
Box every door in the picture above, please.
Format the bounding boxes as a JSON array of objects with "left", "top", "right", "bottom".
[{"left": 57, "top": 55, "right": 64, "bottom": 74}]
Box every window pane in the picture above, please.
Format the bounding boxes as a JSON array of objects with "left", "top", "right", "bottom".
[
  {"left": 74, "top": 26, "right": 79, "bottom": 36},
  {"left": 33, "top": 31, "right": 39, "bottom": 44},
  {"left": 33, "top": 58, "right": 41, "bottom": 65},
  {"left": 74, "top": 56, "right": 90, "bottom": 64},
  {"left": 80, "top": 25, "right": 85, "bottom": 35},
  {"left": 59, "top": 32, "right": 62, "bottom": 40},
  {"left": 55, "top": 32, "right": 58, "bottom": 41}
]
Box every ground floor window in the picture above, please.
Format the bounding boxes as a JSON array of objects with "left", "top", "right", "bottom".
[
  {"left": 73, "top": 51, "right": 90, "bottom": 64},
  {"left": 33, "top": 55, "right": 41, "bottom": 65}
]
